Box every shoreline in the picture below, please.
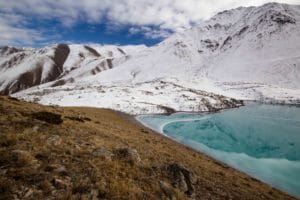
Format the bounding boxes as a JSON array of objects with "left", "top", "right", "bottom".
[
  {"left": 129, "top": 113, "right": 247, "bottom": 169},
  {"left": 0, "top": 96, "right": 296, "bottom": 199},
  {"left": 125, "top": 108, "right": 298, "bottom": 199},
  {"left": 129, "top": 111, "right": 237, "bottom": 169}
]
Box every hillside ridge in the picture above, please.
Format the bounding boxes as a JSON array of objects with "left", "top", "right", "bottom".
[{"left": 1, "top": 2, "right": 300, "bottom": 114}]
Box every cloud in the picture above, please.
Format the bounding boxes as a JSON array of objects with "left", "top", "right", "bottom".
[
  {"left": 0, "top": 13, "right": 44, "bottom": 46},
  {"left": 129, "top": 26, "right": 172, "bottom": 39},
  {"left": 0, "top": 0, "right": 299, "bottom": 45}
]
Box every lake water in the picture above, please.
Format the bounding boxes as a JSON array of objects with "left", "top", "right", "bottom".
[{"left": 137, "top": 103, "right": 300, "bottom": 197}]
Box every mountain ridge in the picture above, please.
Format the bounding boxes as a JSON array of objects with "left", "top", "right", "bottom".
[{"left": 1, "top": 2, "right": 300, "bottom": 114}]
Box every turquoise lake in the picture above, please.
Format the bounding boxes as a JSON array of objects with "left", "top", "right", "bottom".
[{"left": 137, "top": 103, "right": 300, "bottom": 197}]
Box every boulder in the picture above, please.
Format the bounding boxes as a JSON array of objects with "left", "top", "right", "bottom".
[
  {"left": 163, "top": 163, "right": 194, "bottom": 196},
  {"left": 113, "top": 148, "right": 141, "bottom": 165},
  {"left": 47, "top": 135, "right": 62, "bottom": 146},
  {"left": 159, "top": 181, "right": 176, "bottom": 200},
  {"left": 91, "top": 148, "right": 113, "bottom": 161}
]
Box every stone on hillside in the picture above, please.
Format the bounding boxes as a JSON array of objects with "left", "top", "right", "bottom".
[
  {"left": 47, "top": 135, "right": 62, "bottom": 146},
  {"left": 113, "top": 148, "right": 141, "bottom": 165},
  {"left": 11, "top": 150, "right": 39, "bottom": 168},
  {"left": 52, "top": 177, "right": 71, "bottom": 190},
  {"left": 163, "top": 163, "right": 194, "bottom": 196},
  {"left": 92, "top": 148, "right": 113, "bottom": 161},
  {"left": 159, "top": 181, "right": 176, "bottom": 200}
]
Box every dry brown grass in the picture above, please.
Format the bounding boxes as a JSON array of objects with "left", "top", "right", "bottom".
[{"left": 0, "top": 96, "right": 296, "bottom": 200}]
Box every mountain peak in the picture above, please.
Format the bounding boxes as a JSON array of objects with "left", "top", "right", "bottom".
[{"left": 1, "top": 3, "right": 300, "bottom": 114}]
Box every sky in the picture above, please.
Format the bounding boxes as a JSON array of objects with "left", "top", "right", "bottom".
[{"left": 0, "top": 0, "right": 299, "bottom": 47}]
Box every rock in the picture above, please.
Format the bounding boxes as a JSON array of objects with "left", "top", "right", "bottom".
[
  {"left": 97, "top": 179, "right": 108, "bottom": 194},
  {"left": 32, "top": 125, "right": 39, "bottom": 132},
  {"left": 45, "top": 164, "right": 67, "bottom": 175},
  {"left": 52, "top": 177, "right": 70, "bottom": 189},
  {"left": 163, "top": 163, "right": 194, "bottom": 196},
  {"left": 47, "top": 135, "right": 62, "bottom": 146},
  {"left": 23, "top": 188, "right": 33, "bottom": 198},
  {"left": 92, "top": 148, "right": 113, "bottom": 161},
  {"left": 113, "top": 148, "right": 141, "bottom": 165},
  {"left": 157, "top": 105, "right": 176, "bottom": 115},
  {"left": 54, "top": 166, "right": 67, "bottom": 175},
  {"left": 159, "top": 181, "right": 176, "bottom": 200},
  {"left": 90, "top": 189, "right": 99, "bottom": 200},
  {"left": 0, "top": 168, "right": 7, "bottom": 175}
]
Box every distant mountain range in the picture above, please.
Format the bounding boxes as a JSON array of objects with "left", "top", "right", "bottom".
[{"left": 1, "top": 2, "right": 299, "bottom": 114}]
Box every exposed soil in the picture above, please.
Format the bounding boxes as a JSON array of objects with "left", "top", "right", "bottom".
[
  {"left": 53, "top": 44, "right": 70, "bottom": 67},
  {"left": 84, "top": 46, "right": 101, "bottom": 57},
  {"left": 0, "top": 96, "right": 296, "bottom": 200}
]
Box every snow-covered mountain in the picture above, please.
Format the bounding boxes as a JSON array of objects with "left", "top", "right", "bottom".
[
  {"left": 0, "top": 44, "right": 146, "bottom": 94},
  {"left": 90, "top": 2, "right": 300, "bottom": 95},
  {"left": 1, "top": 2, "right": 300, "bottom": 114}
]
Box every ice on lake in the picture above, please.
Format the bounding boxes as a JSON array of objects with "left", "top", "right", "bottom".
[{"left": 137, "top": 103, "right": 300, "bottom": 197}]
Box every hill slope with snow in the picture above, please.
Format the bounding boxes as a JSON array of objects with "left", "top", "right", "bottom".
[
  {"left": 1, "top": 2, "right": 300, "bottom": 114},
  {"left": 0, "top": 44, "right": 146, "bottom": 95}
]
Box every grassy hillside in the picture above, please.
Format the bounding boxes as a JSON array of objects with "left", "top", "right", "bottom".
[{"left": 0, "top": 96, "right": 295, "bottom": 199}]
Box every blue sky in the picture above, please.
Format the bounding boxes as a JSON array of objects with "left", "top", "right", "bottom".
[
  {"left": 24, "top": 18, "right": 165, "bottom": 47},
  {"left": 0, "top": 0, "right": 299, "bottom": 47}
]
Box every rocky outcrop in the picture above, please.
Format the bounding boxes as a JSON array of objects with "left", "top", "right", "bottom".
[
  {"left": 84, "top": 45, "right": 101, "bottom": 57},
  {"left": 92, "top": 148, "right": 113, "bottom": 161},
  {"left": 113, "top": 148, "right": 141, "bottom": 165},
  {"left": 0, "top": 46, "right": 23, "bottom": 56},
  {"left": 53, "top": 44, "right": 70, "bottom": 69},
  {"left": 162, "top": 163, "right": 194, "bottom": 196},
  {"left": 270, "top": 11, "right": 296, "bottom": 25}
]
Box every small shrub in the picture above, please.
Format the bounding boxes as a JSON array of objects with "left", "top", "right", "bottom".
[
  {"left": 31, "top": 111, "right": 63, "bottom": 124},
  {"left": 38, "top": 179, "right": 53, "bottom": 194},
  {"left": 0, "top": 176, "right": 14, "bottom": 199},
  {"left": 0, "top": 134, "right": 17, "bottom": 147},
  {"left": 11, "top": 150, "right": 35, "bottom": 167},
  {"left": 0, "top": 150, "right": 11, "bottom": 166},
  {"left": 72, "top": 177, "right": 91, "bottom": 194}
]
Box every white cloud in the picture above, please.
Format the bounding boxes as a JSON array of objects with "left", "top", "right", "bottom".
[
  {"left": 0, "top": 13, "right": 44, "bottom": 46},
  {"left": 129, "top": 26, "right": 172, "bottom": 39},
  {"left": 0, "top": 0, "right": 299, "bottom": 44}
]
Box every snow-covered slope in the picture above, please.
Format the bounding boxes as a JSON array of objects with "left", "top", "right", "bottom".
[
  {"left": 89, "top": 3, "right": 300, "bottom": 85},
  {"left": 0, "top": 44, "right": 70, "bottom": 94},
  {"left": 2, "top": 2, "right": 300, "bottom": 114},
  {"left": 78, "top": 2, "right": 300, "bottom": 103},
  {"left": 0, "top": 44, "right": 146, "bottom": 94},
  {"left": 16, "top": 78, "right": 242, "bottom": 114}
]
